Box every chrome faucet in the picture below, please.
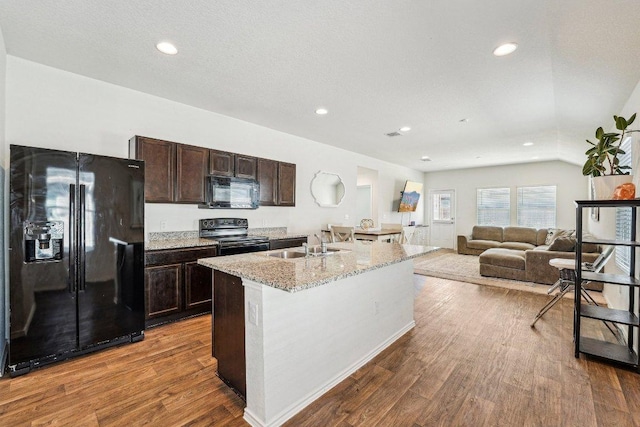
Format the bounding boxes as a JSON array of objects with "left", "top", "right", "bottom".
[{"left": 314, "top": 233, "right": 328, "bottom": 254}]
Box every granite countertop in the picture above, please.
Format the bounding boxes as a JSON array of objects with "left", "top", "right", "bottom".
[
  {"left": 145, "top": 228, "right": 309, "bottom": 251},
  {"left": 198, "top": 241, "right": 439, "bottom": 293}
]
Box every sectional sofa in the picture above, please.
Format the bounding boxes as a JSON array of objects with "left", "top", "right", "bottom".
[{"left": 457, "top": 225, "right": 601, "bottom": 286}]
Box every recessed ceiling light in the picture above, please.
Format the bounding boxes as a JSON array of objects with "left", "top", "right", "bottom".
[
  {"left": 532, "top": 156, "right": 539, "bottom": 160},
  {"left": 315, "top": 108, "right": 328, "bottom": 115},
  {"left": 156, "top": 42, "right": 178, "bottom": 55},
  {"left": 523, "top": 142, "right": 534, "bottom": 146},
  {"left": 421, "top": 156, "right": 431, "bottom": 162},
  {"left": 400, "top": 126, "right": 411, "bottom": 132},
  {"left": 493, "top": 42, "right": 518, "bottom": 57}
]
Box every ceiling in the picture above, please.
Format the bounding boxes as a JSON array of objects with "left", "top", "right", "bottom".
[{"left": 1, "top": 0, "right": 640, "bottom": 172}]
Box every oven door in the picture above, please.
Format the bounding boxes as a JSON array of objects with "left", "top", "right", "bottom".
[{"left": 218, "top": 241, "right": 270, "bottom": 256}]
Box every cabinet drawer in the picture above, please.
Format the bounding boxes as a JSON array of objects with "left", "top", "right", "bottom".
[{"left": 146, "top": 246, "right": 218, "bottom": 266}]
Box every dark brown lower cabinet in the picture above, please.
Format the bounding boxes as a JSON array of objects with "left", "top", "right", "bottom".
[
  {"left": 269, "top": 237, "right": 308, "bottom": 250},
  {"left": 145, "top": 246, "right": 217, "bottom": 327},
  {"left": 213, "top": 270, "right": 246, "bottom": 399}
]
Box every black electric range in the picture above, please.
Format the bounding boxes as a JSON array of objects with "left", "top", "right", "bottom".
[{"left": 199, "top": 218, "right": 270, "bottom": 256}]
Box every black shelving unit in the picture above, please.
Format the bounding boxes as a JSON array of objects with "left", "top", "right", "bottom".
[{"left": 575, "top": 199, "right": 640, "bottom": 370}]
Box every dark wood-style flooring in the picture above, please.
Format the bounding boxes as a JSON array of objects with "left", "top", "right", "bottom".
[{"left": 1, "top": 276, "right": 639, "bottom": 426}]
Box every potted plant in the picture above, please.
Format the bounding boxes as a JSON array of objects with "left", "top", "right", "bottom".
[{"left": 582, "top": 113, "right": 638, "bottom": 199}]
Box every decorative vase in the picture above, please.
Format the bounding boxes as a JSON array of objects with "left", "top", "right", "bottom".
[{"left": 591, "top": 175, "right": 634, "bottom": 200}]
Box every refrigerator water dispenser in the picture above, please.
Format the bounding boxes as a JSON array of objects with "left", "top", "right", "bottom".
[{"left": 24, "top": 220, "right": 63, "bottom": 262}]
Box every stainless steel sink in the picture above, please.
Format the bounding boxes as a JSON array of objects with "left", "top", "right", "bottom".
[
  {"left": 307, "top": 246, "right": 340, "bottom": 256},
  {"left": 267, "top": 250, "right": 307, "bottom": 259}
]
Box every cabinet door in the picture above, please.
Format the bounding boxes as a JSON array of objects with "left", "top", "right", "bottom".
[
  {"left": 145, "top": 264, "right": 182, "bottom": 319},
  {"left": 209, "top": 149, "right": 235, "bottom": 176},
  {"left": 278, "top": 162, "right": 296, "bottom": 206},
  {"left": 269, "top": 237, "right": 307, "bottom": 250},
  {"left": 130, "top": 136, "right": 175, "bottom": 203},
  {"left": 184, "top": 261, "right": 213, "bottom": 310},
  {"left": 175, "top": 144, "right": 208, "bottom": 203},
  {"left": 235, "top": 154, "right": 257, "bottom": 179},
  {"left": 257, "top": 158, "right": 278, "bottom": 206}
]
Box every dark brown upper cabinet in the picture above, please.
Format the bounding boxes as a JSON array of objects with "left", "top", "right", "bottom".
[
  {"left": 129, "top": 136, "right": 175, "bottom": 203},
  {"left": 257, "top": 158, "right": 296, "bottom": 207},
  {"left": 175, "top": 144, "right": 208, "bottom": 203},
  {"left": 130, "top": 136, "right": 207, "bottom": 204},
  {"left": 257, "top": 158, "right": 278, "bottom": 206},
  {"left": 278, "top": 162, "right": 296, "bottom": 206},
  {"left": 235, "top": 154, "right": 257, "bottom": 179},
  {"left": 209, "top": 149, "right": 235, "bottom": 177}
]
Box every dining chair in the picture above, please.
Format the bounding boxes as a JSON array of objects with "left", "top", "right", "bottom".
[
  {"left": 330, "top": 225, "right": 355, "bottom": 242},
  {"left": 381, "top": 223, "right": 405, "bottom": 243}
]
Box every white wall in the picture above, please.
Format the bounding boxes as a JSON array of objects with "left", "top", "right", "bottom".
[
  {"left": 424, "top": 160, "right": 588, "bottom": 236},
  {"left": 5, "top": 56, "right": 424, "bottom": 238},
  {"left": 0, "top": 23, "right": 6, "bottom": 371},
  {"left": 592, "top": 80, "right": 640, "bottom": 331}
]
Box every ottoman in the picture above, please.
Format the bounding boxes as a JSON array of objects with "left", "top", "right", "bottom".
[{"left": 479, "top": 248, "right": 527, "bottom": 281}]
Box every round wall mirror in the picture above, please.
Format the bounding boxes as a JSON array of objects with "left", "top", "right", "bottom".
[{"left": 311, "top": 171, "right": 345, "bottom": 207}]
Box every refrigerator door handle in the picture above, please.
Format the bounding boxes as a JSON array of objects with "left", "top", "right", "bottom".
[
  {"left": 69, "top": 184, "right": 76, "bottom": 293},
  {"left": 79, "top": 184, "right": 86, "bottom": 292}
]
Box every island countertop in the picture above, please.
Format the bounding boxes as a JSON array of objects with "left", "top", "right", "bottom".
[{"left": 198, "top": 241, "right": 439, "bottom": 292}]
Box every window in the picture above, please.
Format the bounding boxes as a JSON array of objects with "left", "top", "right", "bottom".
[
  {"left": 517, "top": 186, "right": 556, "bottom": 228},
  {"left": 616, "top": 137, "right": 633, "bottom": 272},
  {"left": 477, "top": 188, "right": 510, "bottom": 226},
  {"left": 432, "top": 192, "right": 452, "bottom": 221}
]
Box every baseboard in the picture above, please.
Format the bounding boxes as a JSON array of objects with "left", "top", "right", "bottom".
[{"left": 243, "top": 320, "right": 416, "bottom": 427}]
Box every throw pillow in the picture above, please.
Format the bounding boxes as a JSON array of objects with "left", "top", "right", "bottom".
[
  {"left": 546, "top": 228, "right": 575, "bottom": 245},
  {"left": 544, "top": 228, "right": 557, "bottom": 245},
  {"left": 548, "top": 236, "right": 576, "bottom": 252}
]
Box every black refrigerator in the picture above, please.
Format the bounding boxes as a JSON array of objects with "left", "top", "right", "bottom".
[{"left": 8, "top": 145, "right": 145, "bottom": 376}]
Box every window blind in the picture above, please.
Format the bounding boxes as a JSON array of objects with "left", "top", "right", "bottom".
[
  {"left": 477, "top": 188, "right": 510, "bottom": 226},
  {"left": 615, "top": 137, "right": 633, "bottom": 272},
  {"left": 517, "top": 185, "right": 557, "bottom": 228}
]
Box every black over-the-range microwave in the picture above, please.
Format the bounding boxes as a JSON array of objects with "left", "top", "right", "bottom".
[{"left": 199, "top": 175, "right": 260, "bottom": 209}]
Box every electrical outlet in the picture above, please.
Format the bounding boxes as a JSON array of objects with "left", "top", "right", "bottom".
[
  {"left": 248, "top": 301, "right": 259, "bottom": 325},
  {"left": 160, "top": 221, "right": 167, "bottom": 231},
  {"left": 344, "top": 214, "right": 350, "bottom": 220}
]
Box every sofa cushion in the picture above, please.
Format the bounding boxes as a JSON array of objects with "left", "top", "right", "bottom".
[
  {"left": 467, "top": 239, "right": 501, "bottom": 250},
  {"left": 548, "top": 236, "right": 575, "bottom": 252},
  {"left": 479, "top": 248, "right": 526, "bottom": 270},
  {"left": 503, "top": 226, "right": 539, "bottom": 245},
  {"left": 536, "top": 229, "right": 549, "bottom": 245},
  {"left": 472, "top": 226, "right": 503, "bottom": 242},
  {"left": 498, "top": 241, "right": 536, "bottom": 251}
]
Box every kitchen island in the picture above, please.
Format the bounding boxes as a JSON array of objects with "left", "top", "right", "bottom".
[{"left": 199, "top": 241, "right": 438, "bottom": 427}]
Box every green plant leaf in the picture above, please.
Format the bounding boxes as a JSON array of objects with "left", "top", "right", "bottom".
[
  {"left": 616, "top": 116, "right": 627, "bottom": 130},
  {"left": 628, "top": 113, "right": 636, "bottom": 126},
  {"left": 595, "top": 127, "right": 604, "bottom": 139}
]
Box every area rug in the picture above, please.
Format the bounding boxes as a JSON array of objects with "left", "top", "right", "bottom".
[{"left": 413, "top": 249, "right": 605, "bottom": 303}]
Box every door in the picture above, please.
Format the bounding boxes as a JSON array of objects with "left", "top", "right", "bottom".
[
  {"left": 9, "top": 145, "right": 78, "bottom": 366},
  {"left": 429, "top": 189, "right": 456, "bottom": 249},
  {"left": 77, "top": 154, "right": 145, "bottom": 348}
]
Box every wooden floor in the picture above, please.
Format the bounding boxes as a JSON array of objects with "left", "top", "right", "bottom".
[{"left": 1, "top": 276, "right": 639, "bottom": 426}]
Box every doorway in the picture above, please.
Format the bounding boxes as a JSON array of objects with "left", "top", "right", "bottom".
[{"left": 429, "top": 189, "right": 456, "bottom": 249}]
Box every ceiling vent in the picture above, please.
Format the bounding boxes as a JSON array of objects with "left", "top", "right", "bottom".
[{"left": 385, "top": 131, "right": 402, "bottom": 137}]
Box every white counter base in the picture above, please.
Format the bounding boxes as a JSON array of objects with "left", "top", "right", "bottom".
[{"left": 241, "top": 260, "right": 415, "bottom": 427}]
